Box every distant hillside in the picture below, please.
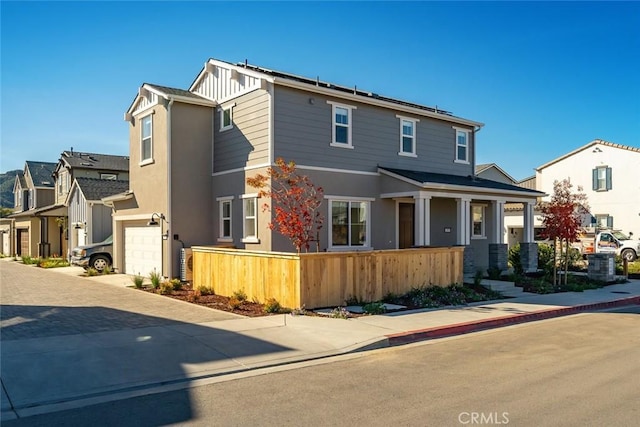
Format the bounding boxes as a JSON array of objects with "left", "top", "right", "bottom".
[{"left": 0, "top": 169, "right": 21, "bottom": 209}]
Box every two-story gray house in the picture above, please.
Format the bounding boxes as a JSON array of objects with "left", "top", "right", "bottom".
[{"left": 111, "top": 58, "right": 543, "bottom": 278}]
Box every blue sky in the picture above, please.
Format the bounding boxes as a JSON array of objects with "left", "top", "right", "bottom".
[{"left": 1, "top": 1, "right": 638, "bottom": 180}]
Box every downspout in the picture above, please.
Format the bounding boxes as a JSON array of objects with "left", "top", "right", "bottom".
[
  {"left": 166, "top": 97, "right": 174, "bottom": 279},
  {"left": 472, "top": 125, "right": 483, "bottom": 176}
]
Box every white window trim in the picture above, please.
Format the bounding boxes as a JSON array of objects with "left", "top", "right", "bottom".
[
  {"left": 471, "top": 204, "right": 486, "bottom": 239},
  {"left": 29, "top": 189, "right": 35, "bottom": 210},
  {"left": 326, "top": 196, "right": 373, "bottom": 251},
  {"left": 219, "top": 102, "right": 236, "bottom": 132},
  {"left": 140, "top": 114, "right": 154, "bottom": 166},
  {"left": 453, "top": 126, "right": 470, "bottom": 164},
  {"left": 217, "top": 196, "right": 234, "bottom": 242},
  {"left": 241, "top": 193, "right": 259, "bottom": 243},
  {"left": 327, "top": 101, "right": 356, "bottom": 149},
  {"left": 397, "top": 115, "right": 419, "bottom": 157}
]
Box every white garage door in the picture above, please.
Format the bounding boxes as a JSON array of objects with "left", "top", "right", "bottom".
[{"left": 124, "top": 226, "right": 161, "bottom": 276}]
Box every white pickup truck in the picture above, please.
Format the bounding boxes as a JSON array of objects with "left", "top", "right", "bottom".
[{"left": 572, "top": 230, "right": 639, "bottom": 262}]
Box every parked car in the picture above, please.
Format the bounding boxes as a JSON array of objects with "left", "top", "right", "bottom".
[{"left": 71, "top": 235, "right": 113, "bottom": 272}]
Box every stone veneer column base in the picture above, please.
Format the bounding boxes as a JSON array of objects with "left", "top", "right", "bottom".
[
  {"left": 463, "top": 245, "right": 475, "bottom": 276},
  {"left": 489, "top": 243, "right": 508, "bottom": 272},
  {"left": 587, "top": 253, "right": 615, "bottom": 282},
  {"left": 520, "top": 242, "right": 538, "bottom": 273}
]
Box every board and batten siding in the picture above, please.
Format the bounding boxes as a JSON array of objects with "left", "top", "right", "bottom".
[
  {"left": 273, "top": 86, "right": 475, "bottom": 176},
  {"left": 214, "top": 89, "right": 270, "bottom": 172},
  {"left": 192, "top": 66, "right": 263, "bottom": 103}
]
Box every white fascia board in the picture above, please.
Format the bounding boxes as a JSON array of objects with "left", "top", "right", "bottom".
[
  {"left": 188, "top": 59, "right": 275, "bottom": 92},
  {"left": 144, "top": 84, "right": 215, "bottom": 107},
  {"left": 273, "top": 78, "right": 484, "bottom": 128},
  {"left": 101, "top": 191, "right": 133, "bottom": 204}
]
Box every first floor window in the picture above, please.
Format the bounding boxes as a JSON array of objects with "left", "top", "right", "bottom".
[
  {"left": 141, "top": 114, "right": 153, "bottom": 162},
  {"left": 330, "top": 200, "right": 369, "bottom": 248},
  {"left": 243, "top": 196, "right": 258, "bottom": 241},
  {"left": 471, "top": 204, "right": 485, "bottom": 238},
  {"left": 218, "top": 197, "right": 233, "bottom": 240},
  {"left": 595, "top": 214, "right": 613, "bottom": 229}
]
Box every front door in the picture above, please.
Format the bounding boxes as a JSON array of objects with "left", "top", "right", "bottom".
[{"left": 399, "top": 203, "right": 414, "bottom": 249}]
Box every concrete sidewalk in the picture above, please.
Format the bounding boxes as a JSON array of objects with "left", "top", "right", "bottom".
[{"left": 2, "top": 262, "right": 639, "bottom": 420}]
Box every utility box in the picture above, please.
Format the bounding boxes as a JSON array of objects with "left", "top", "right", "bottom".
[
  {"left": 180, "top": 248, "right": 193, "bottom": 282},
  {"left": 587, "top": 253, "right": 615, "bottom": 282}
]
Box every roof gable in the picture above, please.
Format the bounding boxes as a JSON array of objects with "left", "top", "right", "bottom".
[
  {"left": 58, "top": 151, "right": 129, "bottom": 172},
  {"left": 188, "top": 57, "right": 483, "bottom": 127},
  {"left": 125, "top": 83, "right": 214, "bottom": 119},
  {"left": 537, "top": 139, "right": 640, "bottom": 171},
  {"left": 69, "top": 177, "right": 130, "bottom": 204},
  {"left": 25, "top": 161, "right": 56, "bottom": 188},
  {"left": 475, "top": 163, "right": 517, "bottom": 184}
]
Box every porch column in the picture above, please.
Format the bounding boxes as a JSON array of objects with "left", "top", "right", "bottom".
[
  {"left": 492, "top": 200, "right": 506, "bottom": 244},
  {"left": 414, "top": 195, "right": 431, "bottom": 246},
  {"left": 523, "top": 201, "right": 535, "bottom": 243},
  {"left": 456, "top": 197, "right": 471, "bottom": 245}
]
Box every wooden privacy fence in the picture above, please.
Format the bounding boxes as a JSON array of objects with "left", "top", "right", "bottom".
[{"left": 192, "top": 246, "right": 464, "bottom": 309}]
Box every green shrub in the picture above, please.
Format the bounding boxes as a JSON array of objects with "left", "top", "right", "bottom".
[
  {"left": 86, "top": 267, "right": 99, "bottom": 276},
  {"left": 486, "top": 266, "right": 502, "bottom": 280},
  {"left": 22, "top": 255, "right": 40, "bottom": 265},
  {"left": 195, "top": 285, "right": 213, "bottom": 295},
  {"left": 330, "top": 307, "right": 350, "bottom": 319},
  {"left": 232, "top": 289, "right": 247, "bottom": 302},
  {"left": 188, "top": 288, "right": 201, "bottom": 303},
  {"left": 363, "top": 301, "right": 386, "bottom": 315},
  {"left": 228, "top": 297, "right": 242, "bottom": 310},
  {"left": 508, "top": 244, "right": 523, "bottom": 274},
  {"left": 170, "top": 278, "right": 183, "bottom": 291},
  {"left": 102, "top": 265, "right": 112, "bottom": 275},
  {"left": 159, "top": 281, "right": 174, "bottom": 295},
  {"left": 263, "top": 297, "right": 281, "bottom": 313},
  {"left": 149, "top": 270, "right": 162, "bottom": 289},
  {"left": 290, "top": 306, "right": 308, "bottom": 316},
  {"left": 132, "top": 274, "right": 144, "bottom": 289},
  {"left": 39, "top": 257, "right": 70, "bottom": 268}
]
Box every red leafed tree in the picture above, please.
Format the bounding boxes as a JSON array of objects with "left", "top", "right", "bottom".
[
  {"left": 247, "top": 158, "right": 324, "bottom": 253},
  {"left": 539, "top": 179, "right": 589, "bottom": 285}
]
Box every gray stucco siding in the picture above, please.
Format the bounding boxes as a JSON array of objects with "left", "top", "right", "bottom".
[
  {"left": 274, "top": 86, "right": 475, "bottom": 176},
  {"left": 214, "top": 89, "right": 270, "bottom": 172}
]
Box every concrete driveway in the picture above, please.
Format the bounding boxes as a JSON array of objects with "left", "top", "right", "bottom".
[{"left": 0, "top": 261, "right": 237, "bottom": 340}]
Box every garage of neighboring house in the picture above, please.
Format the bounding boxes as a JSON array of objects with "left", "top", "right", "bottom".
[
  {"left": 124, "top": 226, "right": 161, "bottom": 276},
  {"left": 17, "top": 228, "right": 29, "bottom": 256}
]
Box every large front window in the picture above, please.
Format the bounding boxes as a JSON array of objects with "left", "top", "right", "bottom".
[
  {"left": 141, "top": 115, "right": 153, "bottom": 163},
  {"left": 330, "top": 200, "right": 369, "bottom": 248}
]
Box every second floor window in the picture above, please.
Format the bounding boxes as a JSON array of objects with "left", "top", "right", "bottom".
[
  {"left": 101, "top": 173, "right": 117, "bottom": 180},
  {"left": 220, "top": 103, "right": 235, "bottom": 131},
  {"left": 592, "top": 166, "right": 612, "bottom": 191},
  {"left": 455, "top": 128, "right": 469, "bottom": 163},
  {"left": 15, "top": 191, "right": 22, "bottom": 208},
  {"left": 141, "top": 115, "right": 153, "bottom": 163},
  {"left": 397, "top": 116, "right": 418, "bottom": 156},
  {"left": 328, "top": 101, "right": 356, "bottom": 148}
]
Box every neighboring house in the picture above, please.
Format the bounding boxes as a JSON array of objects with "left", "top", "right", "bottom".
[
  {"left": 66, "top": 177, "right": 129, "bottom": 251},
  {"left": 9, "top": 161, "right": 59, "bottom": 257},
  {"left": 110, "top": 58, "right": 543, "bottom": 278},
  {"left": 52, "top": 150, "right": 129, "bottom": 256},
  {"left": 505, "top": 139, "right": 640, "bottom": 246},
  {"left": 475, "top": 163, "right": 518, "bottom": 185}
]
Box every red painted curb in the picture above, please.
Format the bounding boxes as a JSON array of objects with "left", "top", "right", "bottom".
[{"left": 386, "top": 295, "right": 640, "bottom": 345}]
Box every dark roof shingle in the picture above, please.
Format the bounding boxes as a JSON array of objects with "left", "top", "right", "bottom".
[
  {"left": 26, "top": 161, "right": 56, "bottom": 187},
  {"left": 60, "top": 151, "right": 129, "bottom": 172},
  {"left": 74, "top": 177, "right": 130, "bottom": 201}
]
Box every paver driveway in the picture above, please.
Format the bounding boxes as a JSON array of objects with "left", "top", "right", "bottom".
[{"left": 0, "top": 260, "right": 237, "bottom": 340}]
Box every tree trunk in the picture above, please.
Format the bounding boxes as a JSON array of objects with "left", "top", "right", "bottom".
[
  {"left": 552, "top": 238, "right": 558, "bottom": 286},
  {"left": 564, "top": 240, "right": 570, "bottom": 286}
]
